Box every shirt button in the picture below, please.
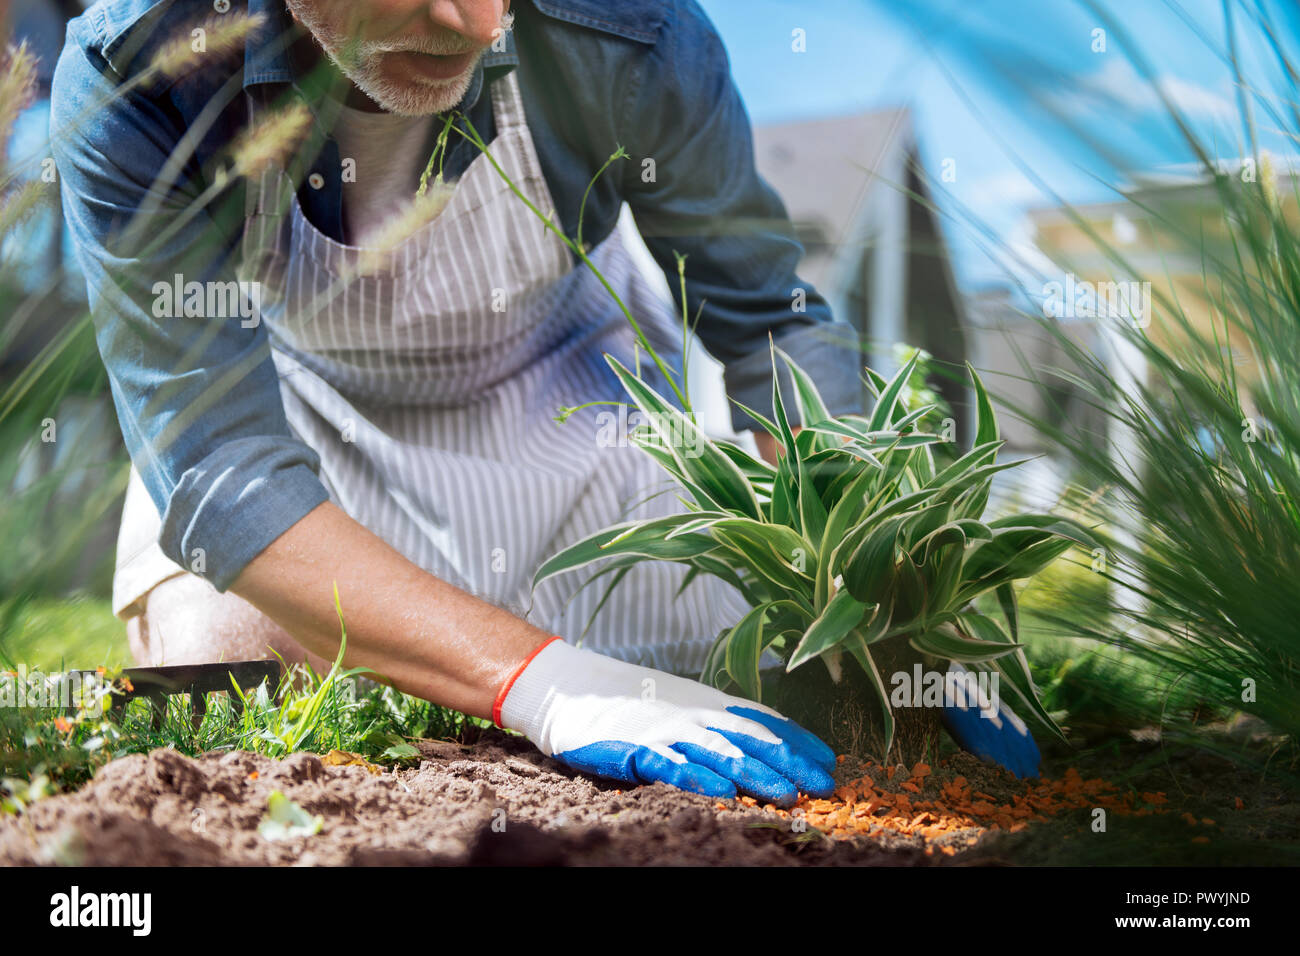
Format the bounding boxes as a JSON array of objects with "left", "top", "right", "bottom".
[
  {"left": 308, "top": 172, "right": 325, "bottom": 190},
  {"left": 213, "top": 0, "right": 230, "bottom": 11}
]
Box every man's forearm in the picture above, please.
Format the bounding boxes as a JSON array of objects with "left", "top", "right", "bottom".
[
  {"left": 230, "top": 426, "right": 802, "bottom": 715},
  {"left": 227, "top": 501, "right": 552, "bottom": 719}
]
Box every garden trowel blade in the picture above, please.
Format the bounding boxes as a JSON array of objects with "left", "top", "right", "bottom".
[{"left": 81, "top": 660, "right": 282, "bottom": 731}]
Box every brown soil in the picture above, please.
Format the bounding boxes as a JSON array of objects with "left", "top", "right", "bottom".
[
  {"left": 0, "top": 730, "right": 920, "bottom": 867},
  {"left": 1, "top": 729, "right": 1294, "bottom": 866}
]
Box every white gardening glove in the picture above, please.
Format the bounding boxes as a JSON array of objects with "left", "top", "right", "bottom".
[{"left": 495, "top": 637, "right": 836, "bottom": 807}]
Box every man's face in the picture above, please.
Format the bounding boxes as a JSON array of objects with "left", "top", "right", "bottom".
[{"left": 285, "top": 0, "right": 513, "bottom": 115}]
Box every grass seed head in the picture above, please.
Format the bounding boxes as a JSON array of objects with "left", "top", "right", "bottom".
[
  {"left": 147, "top": 12, "right": 267, "bottom": 81},
  {"left": 352, "top": 178, "right": 458, "bottom": 276},
  {"left": 0, "top": 181, "right": 50, "bottom": 239},
  {"left": 1259, "top": 151, "right": 1278, "bottom": 213},
  {"left": 0, "top": 41, "right": 38, "bottom": 164},
  {"left": 229, "top": 100, "right": 315, "bottom": 181}
]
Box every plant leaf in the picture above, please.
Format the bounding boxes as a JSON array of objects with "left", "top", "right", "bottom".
[
  {"left": 968, "top": 362, "right": 999, "bottom": 451},
  {"left": 777, "top": 348, "right": 835, "bottom": 454},
  {"left": 996, "top": 582, "right": 1020, "bottom": 643},
  {"left": 815, "top": 467, "right": 877, "bottom": 608},
  {"left": 607, "top": 354, "right": 762, "bottom": 519},
  {"left": 258, "top": 790, "right": 323, "bottom": 842},
  {"left": 532, "top": 514, "right": 719, "bottom": 587},
  {"left": 910, "top": 620, "right": 1021, "bottom": 662},
  {"left": 840, "top": 512, "right": 910, "bottom": 604},
  {"left": 986, "top": 513, "right": 1103, "bottom": 550},
  {"left": 701, "top": 627, "right": 733, "bottom": 691},
  {"left": 711, "top": 521, "right": 813, "bottom": 596},
  {"left": 927, "top": 440, "right": 1005, "bottom": 489},
  {"left": 983, "top": 655, "right": 1068, "bottom": 745},
  {"left": 891, "top": 403, "right": 938, "bottom": 432},
  {"left": 788, "top": 589, "right": 873, "bottom": 671},
  {"left": 725, "top": 603, "right": 774, "bottom": 700},
  {"left": 712, "top": 439, "right": 776, "bottom": 483},
  {"left": 868, "top": 350, "right": 921, "bottom": 431},
  {"left": 769, "top": 340, "right": 829, "bottom": 542}
]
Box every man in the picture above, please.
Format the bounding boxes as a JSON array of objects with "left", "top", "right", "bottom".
[{"left": 51, "top": 0, "right": 1039, "bottom": 805}]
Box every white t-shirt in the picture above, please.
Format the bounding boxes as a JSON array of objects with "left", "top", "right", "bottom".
[{"left": 330, "top": 102, "right": 441, "bottom": 247}]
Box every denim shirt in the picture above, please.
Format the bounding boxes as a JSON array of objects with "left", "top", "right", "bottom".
[{"left": 50, "top": 0, "right": 865, "bottom": 592}]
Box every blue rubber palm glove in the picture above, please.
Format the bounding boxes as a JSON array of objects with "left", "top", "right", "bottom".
[
  {"left": 941, "top": 661, "right": 1041, "bottom": 778},
  {"left": 496, "top": 637, "right": 836, "bottom": 807}
]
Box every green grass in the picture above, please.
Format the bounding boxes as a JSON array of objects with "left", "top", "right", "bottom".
[
  {"left": 1, "top": 657, "right": 486, "bottom": 811},
  {"left": 1004, "top": 4, "right": 1300, "bottom": 750},
  {"left": 0, "top": 595, "right": 129, "bottom": 672},
  {"left": 1025, "top": 625, "right": 1222, "bottom": 735},
  {"left": 963, "top": 552, "right": 1226, "bottom": 738},
  {"left": 0, "top": 593, "right": 484, "bottom": 810}
]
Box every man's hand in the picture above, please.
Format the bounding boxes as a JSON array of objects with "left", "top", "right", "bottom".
[
  {"left": 497, "top": 638, "right": 837, "bottom": 806},
  {"left": 753, "top": 425, "right": 801, "bottom": 465},
  {"left": 941, "top": 661, "right": 1041, "bottom": 778}
]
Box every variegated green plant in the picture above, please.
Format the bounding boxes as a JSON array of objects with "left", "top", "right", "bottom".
[
  {"left": 532, "top": 345, "right": 1101, "bottom": 756},
  {"left": 442, "top": 118, "right": 1101, "bottom": 758}
]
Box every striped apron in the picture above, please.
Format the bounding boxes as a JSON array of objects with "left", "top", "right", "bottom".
[{"left": 220, "top": 68, "right": 750, "bottom": 676}]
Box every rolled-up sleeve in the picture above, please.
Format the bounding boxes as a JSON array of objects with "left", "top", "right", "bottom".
[
  {"left": 50, "top": 31, "right": 329, "bottom": 592},
  {"left": 621, "top": 0, "right": 865, "bottom": 432}
]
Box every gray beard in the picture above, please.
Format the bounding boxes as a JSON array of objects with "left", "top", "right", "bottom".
[{"left": 285, "top": 0, "right": 493, "bottom": 116}]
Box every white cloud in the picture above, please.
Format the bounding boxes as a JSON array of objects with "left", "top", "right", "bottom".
[
  {"left": 963, "top": 170, "right": 1049, "bottom": 208},
  {"left": 1054, "top": 58, "right": 1236, "bottom": 121}
]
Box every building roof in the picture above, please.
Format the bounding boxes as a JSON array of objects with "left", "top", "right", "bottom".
[{"left": 753, "top": 107, "right": 914, "bottom": 290}]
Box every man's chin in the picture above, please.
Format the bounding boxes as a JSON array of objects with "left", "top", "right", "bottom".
[
  {"left": 355, "top": 71, "right": 476, "bottom": 116},
  {"left": 348, "top": 81, "right": 464, "bottom": 116}
]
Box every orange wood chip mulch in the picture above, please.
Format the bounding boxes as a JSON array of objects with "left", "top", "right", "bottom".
[{"left": 725, "top": 759, "right": 1182, "bottom": 857}]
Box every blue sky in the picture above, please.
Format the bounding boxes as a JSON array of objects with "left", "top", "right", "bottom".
[{"left": 699, "top": 0, "right": 1300, "bottom": 292}]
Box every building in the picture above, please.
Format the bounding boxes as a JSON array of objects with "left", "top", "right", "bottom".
[
  {"left": 621, "top": 106, "right": 975, "bottom": 442},
  {"left": 753, "top": 106, "right": 972, "bottom": 435},
  {"left": 1027, "top": 157, "right": 1300, "bottom": 397}
]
